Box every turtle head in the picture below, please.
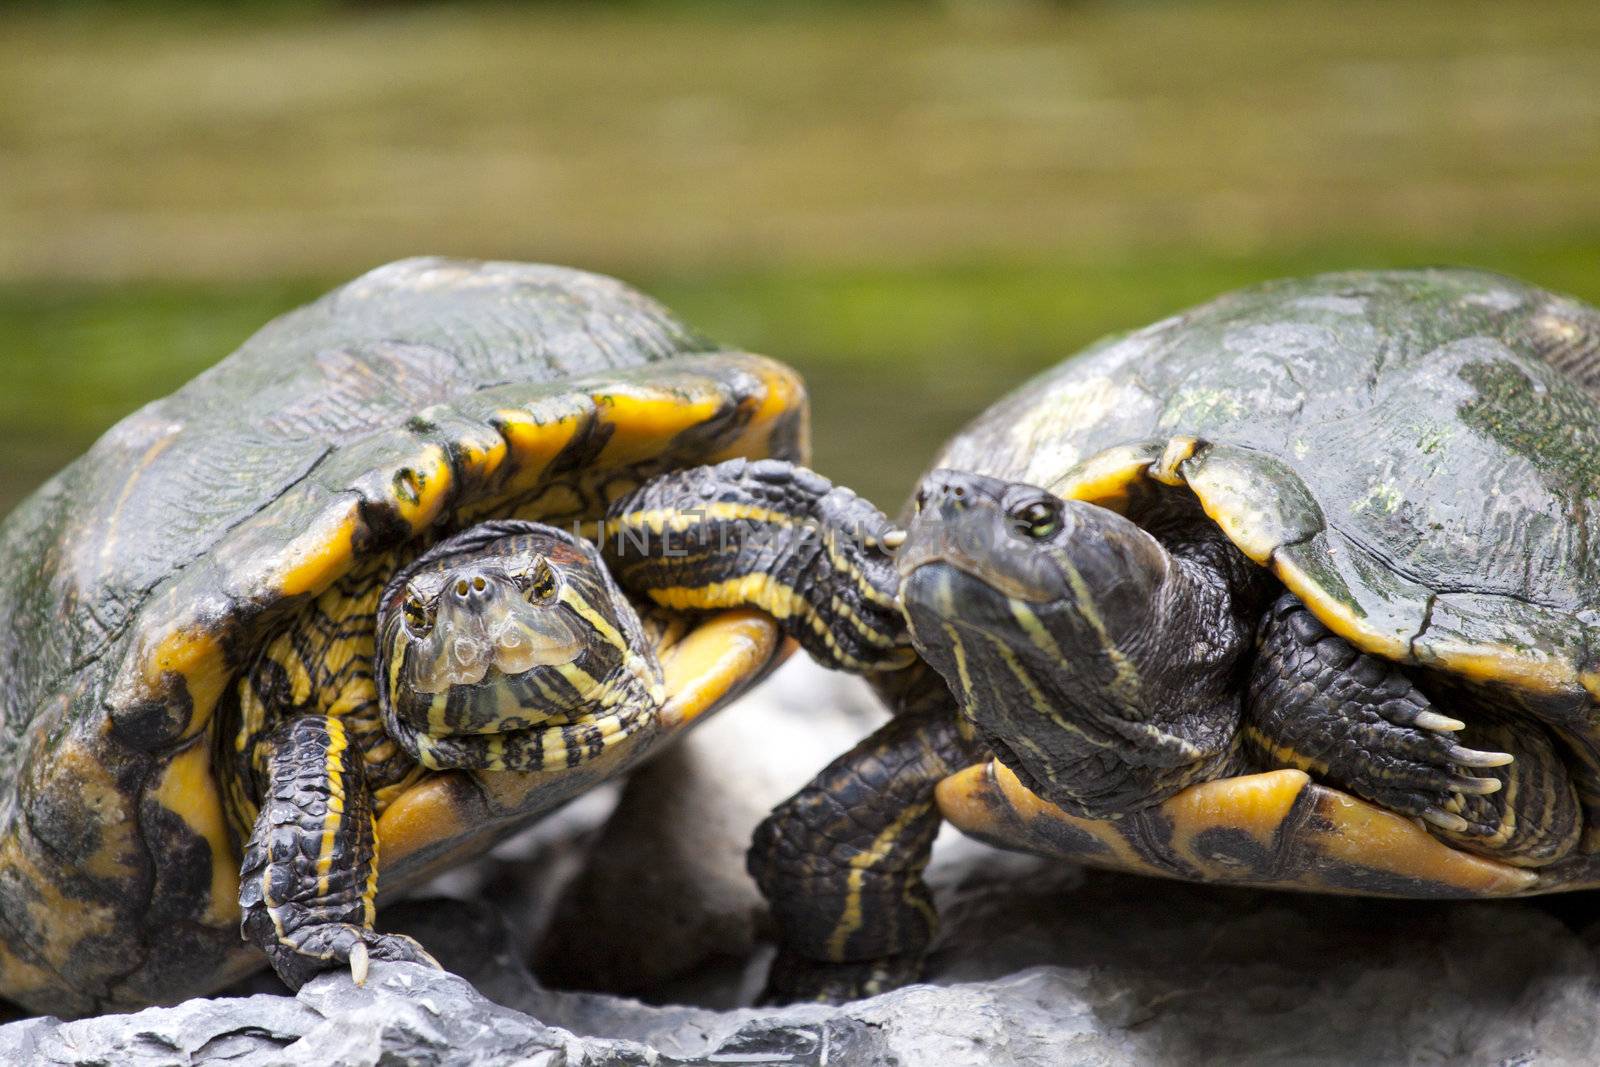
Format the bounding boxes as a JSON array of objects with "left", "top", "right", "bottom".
[
  {"left": 377, "top": 520, "right": 657, "bottom": 770},
  {"left": 896, "top": 470, "right": 1231, "bottom": 815}
]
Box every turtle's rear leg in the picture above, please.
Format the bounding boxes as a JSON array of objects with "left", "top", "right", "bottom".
[{"left": 1246, "top": 594, "right": 1581, "bottom": 866}]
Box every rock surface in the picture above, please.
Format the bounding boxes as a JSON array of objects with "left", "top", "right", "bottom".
[{"left": 7, "top": 660, "right": 1600, "bottom": 1066}]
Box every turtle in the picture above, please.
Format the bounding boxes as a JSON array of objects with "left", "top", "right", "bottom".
[
  {"left": 0, "top": 257, "right": 807, "bottom": 1018},
  {"left": 596, "top": 268, "right": 1600, "bottom": 1002}
]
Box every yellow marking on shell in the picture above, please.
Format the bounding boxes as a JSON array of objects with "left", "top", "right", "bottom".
[
  {"left": 1415, "top": 639, "right": 1581, "bottom": 698},
  {"left": 315, "top": 719, "right": 350, "bottom": 900},
  {"left": 938, "top": 763, "right": 1537, "bottom": 896},
  {"left": 50, "top": 741, "right": 140, "bottom": 884},
  {"left": 374, "top": 773, "right": 473, "bottom": 870},
  {"left": 0, "top": 833, "right": 117, "bottom": 973},
  {"left": 1183, "top": 454, "right": 1286, "bottom": 565},
  {"left": 1127, "top": 439, "right": 1588, "bottom": 700},
  {"left": 144, "top": 628, "right": 231, "bottom": 740},
  {"left": 372, "top": 763, "right": 427, "bottom": 817},
  {"left": 949, "top": 761, "right": 1154, "bottom": 872},
  {"left": 456, "top": 430, "right": 508, "bottom": 484},
  {"left": 1270, "top": 555, "right": 1410, "bottom": 661},
  {"left": 711, "top": 360, "right": 810, "bottom": 463},
  {"left": 1301, "top": 780, "right": 1536, "bottom": 892},
  {"left": 390, "top": 445, "right": 454, "bottom": 534},
  {"left": 595, "top": 387, "right": 724, "bottom": 466},
  {"left": 659, "top": 609, "right": 785, "bottom": 728},
  {"left": 1150, "top": 768, "right": 1310, "bottom": 878},
  {"left": 495, "top": 408, "right": 584, "bottom": 496},
  {"left": 825, "top": 800, "right": 932, "bottom": 961},
  {"left": 278, "top": 507, "right": 361, "bottom": 600},
  {"left": 149, "top": 737, "right": 241, "bottom": 926},
  {"left": 1150, "top": 436, "right": 1199, "bottom": 487},
  {"left": 0, "top": 940, "right": 58, "bottom": 1010},
  {"left": 1050, "top": 444, "right": 1155, "bottom": 511}
]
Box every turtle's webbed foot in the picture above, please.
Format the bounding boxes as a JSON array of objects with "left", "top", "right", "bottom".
[
  {"left": 264, "top": 923, "right": 440, "bottom": 991},
  {"left": 760, "top": 950, "right": 923, "bottom": 1006},
  {"left": 1246, "top": 595, "right": 1514, "bottom": 836}
]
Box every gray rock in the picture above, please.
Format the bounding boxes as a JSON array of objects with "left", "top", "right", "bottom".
[
  {"left": 7, "top": 659, "right": 1600, "bottom": 1066},
  {"left": 536, "top": 657, "right": 882, "bottom": 1003}
]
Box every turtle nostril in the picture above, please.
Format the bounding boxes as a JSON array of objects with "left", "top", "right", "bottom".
[
  {"left": 455, "top": 579, "right": 470, "bottom": 598},
  {"left": 472, "top": 576, "right": 486, "bottom": 592}
]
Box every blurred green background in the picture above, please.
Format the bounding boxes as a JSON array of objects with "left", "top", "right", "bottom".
[{"left": 2, "top": 0, "right": 1598, "bottom": 513}]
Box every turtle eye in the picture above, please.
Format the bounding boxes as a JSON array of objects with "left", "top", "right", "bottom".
[
  {"left": 402, "top": 592, "right": 433, "bottom": 637},
  {"left": 527, "top": 558, "right": 559, "bottom": 603},
  {"left": 1012, "top": 499, "right": 1061, "bottom": 541}
]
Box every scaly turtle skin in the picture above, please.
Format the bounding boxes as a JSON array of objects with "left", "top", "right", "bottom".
[
  {"left": 0, "top": 258, "right": 803, "bottom": 1016},
  {"left": 603, "top": 269, "right": 1600, "bottom": 1002}
]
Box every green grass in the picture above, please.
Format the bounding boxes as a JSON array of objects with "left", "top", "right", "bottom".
[{"left": 1, "top": 2, "right": 1597, "bottom": 283}]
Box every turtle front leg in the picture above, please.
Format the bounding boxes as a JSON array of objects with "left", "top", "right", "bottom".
[
  {"left": 239, "top": 716, "right": 437, "bottom": 989},
  {"left": 1246, "top": 593, "right": 1581, "bottom": 865},
  {"left": 605, "top": 458, "right": 914, "bottom": 673},
  {"left": 750, "top": 704, "right": 984, "bottom": 1004}
]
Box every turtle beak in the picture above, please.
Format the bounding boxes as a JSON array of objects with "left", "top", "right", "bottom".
[
  {"left": 408, "top": 573, "right": 582, "bottom": 695},
  {"left": 896, "top": 470, "right": 1062, "bottom": 603}
]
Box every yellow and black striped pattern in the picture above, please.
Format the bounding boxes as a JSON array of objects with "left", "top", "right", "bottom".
[
  {"left": 746, "top": 701, "right": 983, "bottom": 1003},
  {"left": 0, "top": 258, "right": 813, "bottom": 1016},
  {"left": 376, "top": 522, "right": 666, "bottom": 777},
  {"left": 236, "top": 716, "right": 433, "bottom": 991},
  {"left": 224, "top": 557, "right": 424, "bottom": 846},
  {"left": 604, "top": 458, "right": 914, "bottom": 675}
]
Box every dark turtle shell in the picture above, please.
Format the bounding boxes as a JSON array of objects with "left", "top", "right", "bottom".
[
  {"left": 0, "top": 258, "right": 805, "bottom": 1014},
  {"left": 930, "top": 269, "right": 1600, "bottom": 897},
  {"left": 937, "top": 269, "right": 1600, "bottom": 706}
]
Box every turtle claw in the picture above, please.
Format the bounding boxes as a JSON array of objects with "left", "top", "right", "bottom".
[
  {"left": 1451, "top": 775, "right": 1503, "bottom": 797},
  {"left": 1447, "top": 744, "right": 1515, "bottom": 768},
  {"left": 1422, "top": 807, "right": 1471, "bottom": 832},
  {"left": 349, "top": 941, "right": 370, "bottom": 986},
  {"left": 1414, "top": 711, "right": 1466, "bottom": 732},
  {"left": 262, "top": 925, "right": 440, "bottom": 991}
]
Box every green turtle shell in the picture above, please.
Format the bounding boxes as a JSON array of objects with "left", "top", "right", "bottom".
[
  {"left": 0, "top": 258, "right": 805, "bottom": 1015},
  {"left": 935, "top": 269, "right": 1600, "bottom": 708}
]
